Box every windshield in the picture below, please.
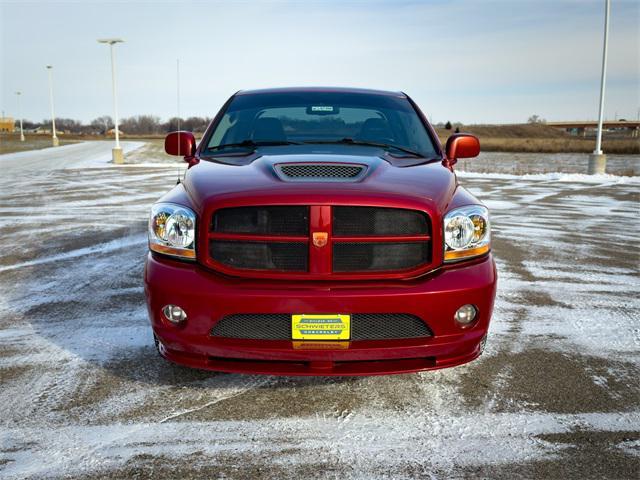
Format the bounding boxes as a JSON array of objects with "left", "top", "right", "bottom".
[{"left": 205, "top": 91, "right": 438, "bottom": 158}]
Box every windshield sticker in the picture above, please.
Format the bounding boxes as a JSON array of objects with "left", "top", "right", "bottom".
[{"left": 311, "top": 106, "right": 334, "bottom": 112}]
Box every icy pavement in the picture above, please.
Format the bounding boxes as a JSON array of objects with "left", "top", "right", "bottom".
[
  {"left": 0, "top": 140, "right": 144, "bottom": 173},
  {"left": 0, "top": 145, "right": 638, "bottom": 479},
  {"left": 456, "top": 151, "right": 640, "bottom": 176}
]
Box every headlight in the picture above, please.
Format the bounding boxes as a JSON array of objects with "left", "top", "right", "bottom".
[
  {"left": 149, "top": 203, "right": 196, "bottom": 259},
  {"left": 443, "top": 205, "right": 490, "bottom": 262}
]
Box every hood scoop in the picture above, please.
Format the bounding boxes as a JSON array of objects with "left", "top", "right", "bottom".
[{"left": 274, "top": 162, "right": 368, "bottom": 182}]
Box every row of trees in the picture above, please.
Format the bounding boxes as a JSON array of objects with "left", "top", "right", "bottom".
[
  {"left": 20, "top": 115, "right": 212, "bottom": 135},
  {"left": 436, "top": 115, "right": 547, "bottom": 130},
  {"left": 22, "top": 114, "right": 548, "bottom": 134}
]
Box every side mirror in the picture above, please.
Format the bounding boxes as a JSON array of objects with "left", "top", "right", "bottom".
[
  {"left": 445, "top": 133, "right": 480, "bottom": 166},
  {"left": 165, "top": 131, "right": 196, "bottom": 157}
]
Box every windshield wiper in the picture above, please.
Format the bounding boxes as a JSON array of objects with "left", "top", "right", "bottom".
[
  {"left": 206, "top": 139, "right": 302, "bottom": 152},
  {"left": 303, "top": 138, "right": 424, "bottom": 158}
]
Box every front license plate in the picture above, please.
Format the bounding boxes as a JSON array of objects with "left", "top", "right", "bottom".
[{"left": 291, "top": 314, "right": 351, "bottom": 340}]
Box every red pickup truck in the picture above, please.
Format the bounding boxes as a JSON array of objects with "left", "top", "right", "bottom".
[{"left": 144, "top": 87, "right": 497, "bottom": 376}]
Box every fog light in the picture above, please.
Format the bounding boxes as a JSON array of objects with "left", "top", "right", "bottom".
[
  {"left": 454, "top": 304, "right": 477, "bottom": 326},
  {"left": 162, "top": 304, "right": 187, "bottom": 323}
]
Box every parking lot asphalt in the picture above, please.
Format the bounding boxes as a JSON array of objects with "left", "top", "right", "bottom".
[{"left": 0, "top": 143, "right": 638, "bottom": 479}]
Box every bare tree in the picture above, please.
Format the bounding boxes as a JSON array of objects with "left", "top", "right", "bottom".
[
  {"left": 39, "top": 118, "right": 84, "bottom": 133},
  {"left": 163, "top": 116, "right": 211, "bottom": 133},
  {"left": 22, "top": 120, "right": 42, "bottom": 130},
  {"left": 121, "top": 115, "right": 162, "bottom": 135},
  {"left": 90, "top": 116, "right": 114, "bottom": 134},
  {"left": 17, "top": 114, "right": 212, "bottom": 135},
  {"left": 164, "top": 117, "right": 183, "bottom": 132},
  {"left": 527, "top": 114, "right": 546, "bottom": 124},
  {"left": 184, "top": 117, "right": 211, "bottom": 133}
]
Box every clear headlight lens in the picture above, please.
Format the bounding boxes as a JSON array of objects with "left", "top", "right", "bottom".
[
  {"left": 149, "top": 203, "right": 196, "bottom": 259},
  {"left": 443, "top": 205, "right": 490, "bottom": 262},
  {"left": 445, "top": 215, "right": 475, "bottom": 249}
]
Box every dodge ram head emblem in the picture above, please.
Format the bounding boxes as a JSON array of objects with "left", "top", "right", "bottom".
[{"left": 313, "top": 232, "right": 329, "bottom": 248}]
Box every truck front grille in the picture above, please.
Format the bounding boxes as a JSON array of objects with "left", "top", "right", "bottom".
[
  {"left": 207, "top": 206, "right": 432, "bottom": 277},
  {"left": 332, "top": 206, "right": 428, "bottom": 236},
  {"left": 210, "top": 241, "right": 308, "bottom": 271},
  {"left": 212, "top": 206, "right": 309, "bottom": 235},
  {"left": 211, "top": 313, "right": 433, "bottom": 340},
  {"left": 333, "top": 242, "right": 431, "bottom": 272}
]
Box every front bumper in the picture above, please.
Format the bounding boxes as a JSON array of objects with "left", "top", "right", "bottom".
[{"left": 144, "top": 253, "right": 497, "bottom": 376}]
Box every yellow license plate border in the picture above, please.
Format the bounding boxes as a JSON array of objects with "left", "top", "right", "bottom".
[{"left": 291, "top": 314, "right": 351, "bottom": 340}]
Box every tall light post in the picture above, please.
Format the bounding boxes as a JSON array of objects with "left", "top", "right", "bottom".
[
  {"left": 589, "top": 0, "right": 611, "bottom": 174},
  {"left": 98, "top": 38, "right": 124, "bottom": 164},
  {"left": 46, "top": 65, "right": 59, "bottom": 147},
  {"left": 15, "top": 91, "right": 25, "bottom": 142}
]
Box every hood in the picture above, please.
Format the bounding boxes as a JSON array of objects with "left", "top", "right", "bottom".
[{"left": 183, "top": 153, "right": 457, "bottom": 216}]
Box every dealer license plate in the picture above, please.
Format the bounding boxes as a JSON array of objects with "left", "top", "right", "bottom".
[{"left": 291, "top": 314, "right": 351, "bottom": 340}]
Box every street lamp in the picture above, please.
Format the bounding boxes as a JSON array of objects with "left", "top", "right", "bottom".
[
  {"left": 589, "top": 0, "right": 611, "bottom": 174},
  {"left": 15, "top": 91, "right": 24, "bottom": 142},
  {"left": 45, "top": 65, "right": 59, "bottom": 147},
  {"left": 98, "top": 38, "right": 124, "bottom": 164}
]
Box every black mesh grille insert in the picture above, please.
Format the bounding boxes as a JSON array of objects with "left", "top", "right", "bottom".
[
  {"left": 211, "top": 314, "right": 432, "bottom": 340},
  {"left": 351, "top": 314, "right": 432, "bottom": 340},
  {"left": 212, "top": 314, "right": 291, "bottom": 340},
  {"left": 212, "top": 206, "right": 309, "bottom": 235},
  {"left": 278, "top": 163, "right": 365, "bottom": 180},
  {"left": 333, "top": 207, "right": 429, "bottom": 236},
  {"left": 210, "top": 241, "right": 308, "bottom": 271},
  {"left": 333, "top": 242, "right": 430, "bottom": 272}
]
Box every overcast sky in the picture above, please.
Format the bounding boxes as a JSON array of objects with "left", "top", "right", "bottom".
[{"left": 1, "top": 0, "right": 638, "bottom": 124}]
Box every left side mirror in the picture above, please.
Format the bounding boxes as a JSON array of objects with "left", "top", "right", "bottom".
[
  {"left": 445, "top": 133, "right": 480, "bottom": 165},
  {"left": 165, "top": 131, "right": 196, "bottom": 157}
]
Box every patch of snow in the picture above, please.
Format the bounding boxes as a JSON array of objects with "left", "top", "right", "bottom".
[
  {"left": 0, "top": 234, "right": 146, "bottom": 273},
  {"left": 457, "top": 171, "right": 640, "bottom": 184},
  {"left": 70, "top": 141, "right": 146, "bottom": 167},
  {"left": 617, "top": 438, "right": 640, "bottom": 458},
  {"left": 481, "top": 199, "right": 520, "bottom": 210},
  {"left": 0, "top": 141, "right": 91, "bottom": 161},
  {"left": 1, "top": 412, "right": 638, "bottom": 479},
  {"left": 591, "top": 375, "right": 608, "bottom": 389}
]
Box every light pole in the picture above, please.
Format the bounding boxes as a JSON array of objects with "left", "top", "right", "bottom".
[
  {"left": 46, "top": 65, "right": 59, "bottom": 147},
  {"left": 98, "top": 38, "right": 124, "bottom": 164},
  {"left": 589, "top": 0, "right": 610, "bottom": 174},
  {"left": 15, "top": 91, "right": 24, "bottom": 142}
]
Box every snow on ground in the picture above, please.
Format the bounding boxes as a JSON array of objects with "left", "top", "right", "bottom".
[
  {"left": 456, "top": 151, "right": 640, "bottom": 176},
  {"left": 457, "top": 170, "right": 640, "bottom": 184},
  {"left": 0, "top": 144, "right": 638, "bottom": 479},
  {"left": 0, "top": 141, "right": 145, "bottom": 173}
]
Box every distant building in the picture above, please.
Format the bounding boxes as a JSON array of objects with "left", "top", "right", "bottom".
[
  {"left": 106, "top": 128, "right": 124, "bottom": 137},
  {"left": 0, "top": 117, "right": 15, "bottom": 133}
]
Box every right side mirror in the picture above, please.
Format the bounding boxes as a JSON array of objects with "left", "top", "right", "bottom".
[
  {"left": 165, "top": 131, "right": 196, "bottom": 157},
  {"left": 445, "top": 133, "right": 480, "bottom": 166}
]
